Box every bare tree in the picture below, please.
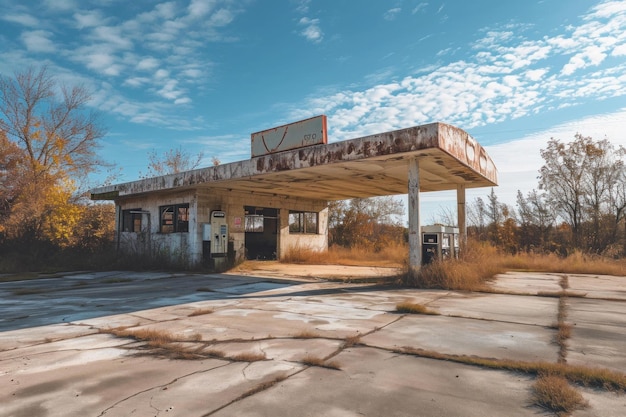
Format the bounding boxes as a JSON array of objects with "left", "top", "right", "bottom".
[
  {"left": 539, "top": 134, "right": 625, "bottom": 251},
  {"left": 0, "top": 66, "right": 106, "bottom": 181},
  {"left": 141, "top": 146, "right": 205, "bottom": 178},
  {"left": 329, "top": 196, "right": 405, "bottom": 250}
]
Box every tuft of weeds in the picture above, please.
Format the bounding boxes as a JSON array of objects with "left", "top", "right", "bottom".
[
  {"left": 101, "top": 327, "right": 207, "bottom": 359},
  {"left": 301, "top": 355, "right": 341, "bottom": 370},
  {"left": 395, "top": 302, "right": 439, "bottom": 315},
  {"left": 293, "top": 330, "right": 323, "bottom": 339},
  {"left": 343, "top": 334, "right": 361, "bottom": 348},
  {"left": 239, "top": 375, "right": 289, "bottom": 399},
  {"left": 532, "top": 374, "right": 588, "bottom": 416},
  {"left": 188, "top": 308, "right": 214, "bottom": 317}
]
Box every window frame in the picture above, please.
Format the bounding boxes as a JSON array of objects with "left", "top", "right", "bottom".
[
  {"left": 121, "top": 208, "right": 143, "bottom": 233},
  {"left": 289, "top": 210, "right": 318, "bottom": 234},
  {"left": 159, "top": 203, "right": 190, "bottom": 233}
]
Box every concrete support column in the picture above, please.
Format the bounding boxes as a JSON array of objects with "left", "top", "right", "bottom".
[
  {"left": 457, "top": 184, "right": 467, "bottom": 249},
  {"left": 277, "top": 208, "right": 290, "bottom": 259},
  {"left": 408, "top": 158, "right": 421, "bottom": 279}
]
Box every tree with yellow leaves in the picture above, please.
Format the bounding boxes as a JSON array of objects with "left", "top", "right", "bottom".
[{"left": 0, "top": 66, "right": 108, "bottom": 250}]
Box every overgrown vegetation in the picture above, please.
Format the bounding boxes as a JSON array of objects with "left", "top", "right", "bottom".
[
  {"left": 532, "top": 374, "right": 589, "bottom": 416},
  {"left": 281, "top": 242, "right": 407, "bottom": 267}
]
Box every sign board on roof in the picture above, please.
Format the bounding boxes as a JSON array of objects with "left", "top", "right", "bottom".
[{"left": 251, "top": 115, "right": 327, "bottom": 158}]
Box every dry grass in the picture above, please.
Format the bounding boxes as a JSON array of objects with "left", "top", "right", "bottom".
[
  {"left": 188, "top": 308, "right": 214, "bottom": 317},
  {"left": 406, "top": 242, "right": 626, "bottom": 290},
  {"left": 293, "top": 330, "right": 323, "bottom": 339},
  {"left": 399, "top": 346, "right": 626, "bottom": 392},
  {"left": 395, "top": 302, "right": 439, "bottom": 315},
  {"left": 500, "top": 250, "right": 626, "bottom": 276},
  {"left": 343, "top": 334, "right": 361, "bottom": 348},
  {"left": 532, "top": 374, "right": 589, "bottom": 416},
  {"left": 280, "top": 243, "right": 407, "bottom": 267},
  {"left": 100, "top": 327, "right": 206, "bottom": 359},
  {"left": 239, "top": 375, "right": 289, "bottom": 399},
  {"left": 301, "top": 355, "right": 341, "bottom": 370}
]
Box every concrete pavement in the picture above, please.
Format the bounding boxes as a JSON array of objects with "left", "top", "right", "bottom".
[{"left": 0, "top": 269, "right": 625, "bottom": 416}]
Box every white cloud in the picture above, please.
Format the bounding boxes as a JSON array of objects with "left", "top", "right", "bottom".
[
  {"left": 288, "top": 1, "right": 626, "bottom": 142},
  {"left": 613, "top": 43, "right": 626, "bottom": 55},
  {"left": 21, "top": 30, "right": 55, "bottom": 53},
  {"left": 136, "top": 57, "right": 160, "bottom": 71},
  {"left": 298, "top": 17, "right": 323, "bottom": 43},
  {"left": 2, "top": 13, "right": 39, "bottom": 27},
  {"left": 412, "top": 3, "right": 428, "bottom": 14},
  {"left": 208, "top": 8, "right": 234, "bottom": 27},
  {"left": 74, "top": 11, "right": 106, "bottom": 29},
  {"left": 384, "top": 8, "right": 401, "bottom": 21},
  {"left": 188, "top": 0, "right": 217, "bottom": 18}
]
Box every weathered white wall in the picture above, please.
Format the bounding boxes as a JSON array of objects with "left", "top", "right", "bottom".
[{"left": 115, "top": 188, "right": 328, "bottom": 267}]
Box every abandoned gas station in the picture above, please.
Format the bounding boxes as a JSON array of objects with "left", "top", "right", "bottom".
[{"left": 90, "top": 116, "right": 497, "bottom": 276}]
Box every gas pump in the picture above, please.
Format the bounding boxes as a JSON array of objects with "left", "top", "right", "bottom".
[
  {"left": 210, "top": 211, "right": 228, "bottom": 256},
  {"left": 421, "top": 225, "right": 459, "bottom": 265},
  {"left": 202, "top": 211, "right": 228, "bottom": 267}
]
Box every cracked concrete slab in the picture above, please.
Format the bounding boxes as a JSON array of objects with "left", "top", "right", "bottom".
[{"left": 1, "top": 268, "right": 625, "bottom": 416}]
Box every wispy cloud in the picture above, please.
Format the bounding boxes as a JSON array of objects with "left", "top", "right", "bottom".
[
  {"left": 2, "top": 13, "right": 39, "bottom": 27},
  {"left": 1, "top": 0, "right": 245, "bottom": 124},
  {"left": 289, "top": 1, "right": 626, "bottom": 142},
  {"left": 298, "top": 17, "right": 323, "bottom": 43},
  {"left": 21, "top": 30, "right": 56, "bottom": 53},
  {"left": 384, "top": 8, "right": 402, "bottom": 21}
]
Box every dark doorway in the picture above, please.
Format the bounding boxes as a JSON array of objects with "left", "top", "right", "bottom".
[{"left": 244, "top": 206, "right": 278, "bottom": 260}]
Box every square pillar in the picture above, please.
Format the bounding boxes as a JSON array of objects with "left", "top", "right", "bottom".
[
  {"left": 457, "top": 184, "right": 467, "bottom": 249},
  {"left": 408, "top": 158, "right": 421, "bottom": 279}
]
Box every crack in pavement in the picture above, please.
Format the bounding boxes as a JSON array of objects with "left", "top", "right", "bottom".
[{"left": 96, "top": 362, "right": 233, "bottom": 417}]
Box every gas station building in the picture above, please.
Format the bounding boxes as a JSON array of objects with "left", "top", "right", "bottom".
[{"left": 90, "top": 117, "right": 497, "bottom": 276}]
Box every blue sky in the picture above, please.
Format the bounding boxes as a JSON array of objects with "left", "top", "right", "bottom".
[{"left": 1, "top": 0, "right": 626, "bottom": 220}]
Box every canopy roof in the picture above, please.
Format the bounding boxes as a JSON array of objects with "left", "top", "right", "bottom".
[{"left": 91, "top": 122, "right": 497, "bottom": 201}]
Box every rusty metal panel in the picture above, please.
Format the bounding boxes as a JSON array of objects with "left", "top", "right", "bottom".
[{"left": 251, "top": 115, "right": 327, "bottom": 158}]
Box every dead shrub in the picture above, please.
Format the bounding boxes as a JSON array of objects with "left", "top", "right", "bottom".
[
  {"left": 532, "top": 374, "right": 588, "bottom": 415},
  {"left": 395, "top": 302, "right": 439, "bottom": 315}
]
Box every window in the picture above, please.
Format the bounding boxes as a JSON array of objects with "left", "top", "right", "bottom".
[
  {"left": 245, "top": 214, "right": 264, "bottom": 232},
  {"left": 121, "top": 209, "right": 142, "bottom": 232},
  {"left": 160, "top": 203, "right": 189, "bottom": 233},
  {"left": 289, "top": 211, "right": 318, "bottom": 234}
]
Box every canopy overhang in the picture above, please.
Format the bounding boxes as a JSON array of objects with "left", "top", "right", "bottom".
[{"left": 91, "top": 122, "right": 497, "bottom": 201}]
